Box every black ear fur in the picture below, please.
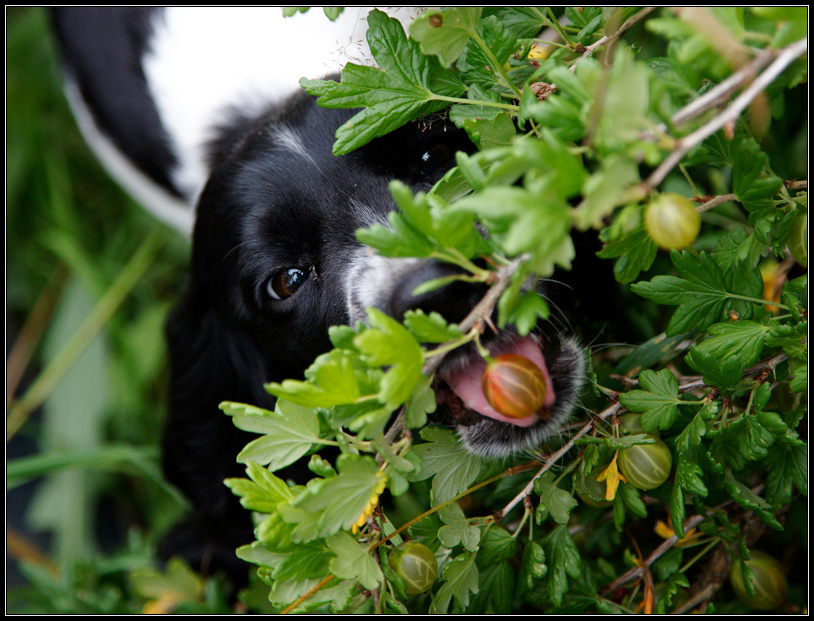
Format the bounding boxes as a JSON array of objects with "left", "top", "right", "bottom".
[{"left": 159, "top": 285, "right": 274, "bottom": 586}]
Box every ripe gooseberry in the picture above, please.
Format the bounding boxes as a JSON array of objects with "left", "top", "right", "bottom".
[
  {"left": 644, "top": 193, "right": 701, "bottom": 250},
  {"left": 730, "top": 550, "right": 788, "bottom": 611},
  {"left": 617, "top": 435, "right": 673, "bottom": 490},
  {"left": 481, "top": 354, "right": 548, "bottom": 419},
  {"left": 388, "top": 542, "right": 438, "bottom": 594}
]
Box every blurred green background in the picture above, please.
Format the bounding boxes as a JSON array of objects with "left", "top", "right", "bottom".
[{"left": 7, "top": 7, "right": 194, "bottom": 612}]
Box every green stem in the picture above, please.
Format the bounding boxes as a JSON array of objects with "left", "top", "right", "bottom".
[
  {"left": 433, "top": 94, "right": 519, "bottom": 113},
  {"left": 469, "top": 30, "right": 523, "bottom": 99},
  {"left": 726, "top": 292, "right": 789, "bottom": 311},
  {"left": 678, "top": 539, "right": 720, "bottom": 574},
  {"left": 6, "top": 227, "right": 169, "bottom": 442}
]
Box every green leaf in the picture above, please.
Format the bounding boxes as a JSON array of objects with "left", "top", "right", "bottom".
[
  {"left": 597, "top": 225, "right": 658, "bottom": 284},
  {"left": 618, "top": 368, "right": 682, "bottom": 431},
  {"left": 266, "top": 350, "right": 363, "bottom": 408},
  {"left": 723, "top": 470, "right": 783, "bottom": 530},
  {"left": 431, "top": 552, "right": 480, "bottom": 613},
  {"left": 477, "top": 526, "right": 517, "bottom": 566},
  {"left": 326, "top": 532, "right": 383, "bottom": 590},
  {"left": 292, "top": 454, "right": 384, "bottom": 538},
  {"left": 410, "top": 427, "right": 482, "bottom": 505},
  {"left": 732, "top": 137, "right": 783, "bottom": 216},
  {"left": 765, "top": 439, "right": 807, "bottom": 506},
  {"left": 675, "top": 401, "right": 718, "bottom": 453},
  {"left": 670, "top": 482, "right": 687, "bottom": 539},
  {"left": 451, "top": 185, "right": 572, "bottom": 265},
  {"left": 354, "top": 307, "right": 424, "bottom": 409},
  {"left": 685, "top": 320, "right": 771, "bottom": 388},
  {"left": 409, "top": 8, "right": 482, "bottom": 68},
  {"left": 521, "top": 540, "right": 547, "bottom": 586},
  {"left": 403, "top": 309, "right": 464, "bottom": 343},
  {"left": 468, "top": 562, "right": 515, "bottom": 614},
  {"left": 438, "top": 502, "right": 481, "bottom": 552},
  {"left": 675, "top": 456, "right": 708, "bottom": 497},
  {"left": 300, "top": 10, "right": 465, "bottom": 155},
  {"left": 534, "top": 471, "right": 579, "bottom": 525},
  {"left": 222, "top": 400, "right": 320, "bottom": 471},
  {"left": 225, "top": 461, "right": 295, "bottom": 514},
  {"left": 631, "top": 250, "right": 764, "bottom": 335},
  {"left": 544, "top": 525, "right": 581, "bottom": 608}
]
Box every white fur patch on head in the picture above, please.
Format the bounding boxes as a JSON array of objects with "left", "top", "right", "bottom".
[
  {"left": 345, "top": 249, "right": 422, "bottom": 325},
  {"left": 271, "top": 126, "right": 317, "bottom": 167}
]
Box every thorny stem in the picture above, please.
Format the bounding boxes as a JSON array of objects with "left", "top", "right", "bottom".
[
  {"left": 642, "top": 37, "right": 807, "bottom": 194},
  {"left": 600, "top": 488, "right": 757, "bottom": 595}
]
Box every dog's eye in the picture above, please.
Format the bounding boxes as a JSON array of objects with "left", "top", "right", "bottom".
[
  {"left": 266, "top": 267, "right": 309, "bottom": 300},
  {"left": 419, "top": 141, "right": 453, "bottom": 177}
]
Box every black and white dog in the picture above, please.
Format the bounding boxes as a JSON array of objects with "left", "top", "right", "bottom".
[{"left": 52, "top": 7, "right": 587, "bottom": 585}]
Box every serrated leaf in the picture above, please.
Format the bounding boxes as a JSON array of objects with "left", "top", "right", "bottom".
[
  {"left": 685, "top": 321, "right": 770, "bottom": 388},
  {"left": 534, "top": 471, "right": 578, "bottom": 525},
  {"left": 225, "top": 460, "right": 295, "bottom": 514},
  {"left": 723, "top": 470, "right": 783, "bottom": 530},
  {"left": 765, "top": 440, "right": 807, "bottom": 506},
  {"left": 618, "top": 368, "right": 682, "bottom": 431},
  {"left": 300, "top": 10, "right": 465, "bottom": 154},
  {"left": 354, "top": 307, "right": 424, "bottom": 409},
  {"left": 409, "top": 8, "right": 482, "bottom": 67},
  {"left": 223, "top": 400, "right": 320, "bottom": 471},
  {"left": 477, "top": 526, "right": 517, "bottom": 566},
  {"left": 544, "top": 525, "right": 581, "bottom": 607},
  {"left": 266, "top": 350, "right": 363, "bottom": 408},
  {"left": 631, "top": 250, "right": 764, "bottom": 335},
  {"left": 403, "top": 309, "right": 463, "bottom": 343},
  {"left": 327, "top": 532, "right": 383, "bottom": 590},
  {"left": 438, "top": 502, "right": 481, "bottom": 552},
  {"left": 292, "top": 455, "right": 384, "bottom": 538},
  {"left": 431, "top": 552, "right": 480, "bottom": 613},
  {"left": 410, "top": 427, "right": 482, "bottom": 504},
  {"left": 675, "top": 456, "right": 708, "bottom": 497},
  {"left": 732, "top": 137, "right": 783, "bottom": 215},
  {"left": 597, "top": 225, "right": 658, "bottom": 284}
]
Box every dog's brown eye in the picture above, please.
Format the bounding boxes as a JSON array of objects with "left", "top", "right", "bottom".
[{"left": 266, "top": 267, "right": 309, "bottom": 300}]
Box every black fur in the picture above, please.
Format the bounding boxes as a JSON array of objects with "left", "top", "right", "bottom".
[
  {"left": 51, "top": 7, "right": 181, "bottom": 195},
  {"left": 160, "top": 95, "right": 485, "bottom": 583}
]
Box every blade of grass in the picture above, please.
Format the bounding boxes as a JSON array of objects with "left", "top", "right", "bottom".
[{"left": 6, "top": 227, "right": 170, "bottom": 442}]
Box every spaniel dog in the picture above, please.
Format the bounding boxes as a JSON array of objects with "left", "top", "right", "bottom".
[{"left": 52, "top": 7, "right": 588, "bottom": 585}]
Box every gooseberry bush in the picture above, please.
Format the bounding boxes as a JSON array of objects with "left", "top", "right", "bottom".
[{"left": 219, "top": 8, "right": 806, "bottom": 614}]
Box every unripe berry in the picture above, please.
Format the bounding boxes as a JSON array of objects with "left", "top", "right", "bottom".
[
  {"left": 481, "top": 354, "right": 548, "bottom": 419},
  {"left": 644, "top": 193, "right": 701, "bottom": 250}
]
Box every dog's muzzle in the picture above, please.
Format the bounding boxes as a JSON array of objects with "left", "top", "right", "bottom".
[{"left": 345, "top": 251, "right": 585, "bottom": 458}]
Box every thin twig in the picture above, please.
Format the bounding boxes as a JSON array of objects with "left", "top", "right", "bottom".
[
  {"left": 642, "top": 38, "right": 807, "bottom": 194},
  {"left": 570, "top": 7, "right": 657, "bottom": 72},
  {"left": 6, "top": 268, "right": 67, "bottom": 408},
  {"left": 497, "top": 401, "right": 624, "bottom": 520},
  {"left": 695, "top": 193, "right": 737, "bottom": 213}
]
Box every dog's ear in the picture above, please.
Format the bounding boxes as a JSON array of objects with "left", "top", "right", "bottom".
[{"left": 159, "top": 284, "right": 273, "bottom": 584}]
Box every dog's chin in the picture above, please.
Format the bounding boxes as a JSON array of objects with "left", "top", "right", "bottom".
[{"left": 430, "top": 331, "right": 585, "bottom": 459}]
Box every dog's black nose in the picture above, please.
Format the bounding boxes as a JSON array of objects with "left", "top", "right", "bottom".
[{"left": 387, "top": 260, "right": 489, "bottom": 326}]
